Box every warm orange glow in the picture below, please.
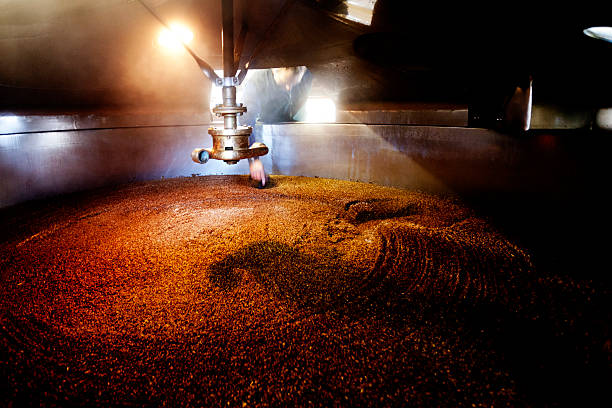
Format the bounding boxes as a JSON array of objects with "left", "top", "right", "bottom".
[{"left": 157, "top": 23, "right": 194, "bottom": 51}]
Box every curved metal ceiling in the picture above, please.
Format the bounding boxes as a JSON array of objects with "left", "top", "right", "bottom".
[{"left": 0, "top": 0, "right": 610, "bottom": 110}]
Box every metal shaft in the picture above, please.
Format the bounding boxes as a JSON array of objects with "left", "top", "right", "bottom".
[
  {"left": 222, "top": 86, "right": 237, "bottom": 129},
  {"left": 221, "top": 0, "right": 237, "bottom": 132},
  {"left": 192, "top": 0, "right": 267, "bottom": 165},
  {"left": 222, "top": 0, "right": 235, "bottom": 78}
]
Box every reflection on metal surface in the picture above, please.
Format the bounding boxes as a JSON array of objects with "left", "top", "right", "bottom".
[
  {"left": 595, "top": 108, "right": 612, "bottom": 130},
  {"left": 345, "top": 0, "right": 376, "bottom": 25},
  {"left": 0, "top": 113, "right": 211, "bottom": 135},
  {"left": 0, "top": 116, "right": 20, "bottom": 133},
  {"left": 583, "top": 26, "right": 612, "bottom": 43},
  {"left": 530, "top": 105, "right": 593, "bottom": 130},
  {"left": 504, "top": 79, "right": 533, "bottom": 132},
  {"left": 302, "top": 97, "right": 336, "bottom": 123},
  {"left": 336, "top": 103, "right": 468, "bottom": 126}
]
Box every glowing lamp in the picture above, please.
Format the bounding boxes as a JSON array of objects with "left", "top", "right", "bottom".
[{"left": 157, "top": 23, "right": 194, "bottom": 51}]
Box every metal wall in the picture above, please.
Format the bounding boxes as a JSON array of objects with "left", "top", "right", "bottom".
[
  {"left": 0, "top": 114, "right": 240, "bottom": 208},
  {"left": 0, "top": 113, "right": 596, "bottom": 208}
]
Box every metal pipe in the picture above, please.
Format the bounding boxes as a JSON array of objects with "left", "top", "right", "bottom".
[
  {"left": 224, "top": 114, "right": 237, "bottom": 129},
  {"left": 222, "top": 86, "right": 237, "bottom": 107},
  {"left": 222, "top": 82, "right": 237, "bottom": 130},
  {"left": 192, "top": 0, "right": 267, "bottom": 165},
  {"left": 222, "top": 0, "right": 235, "bottom": 78},
  {"left": 221, "top": 0, "right": 237, "bottom": 134}
]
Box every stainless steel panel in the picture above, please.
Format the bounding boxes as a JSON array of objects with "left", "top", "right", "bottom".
[
  {"left": 0, "top": 119, "right": 599, "bottom": 208},
  {"left": 0, "top": 112, "right": 211, "bottom": 134},
  {"left": 336, "top": 103, "right": 468, "bottom": 126},
  {"left": 0, "top": 123, "right": 247, "bottom": 208},
  {"left": 260, "top": 123, "right": 577, "bottom": 194}
]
